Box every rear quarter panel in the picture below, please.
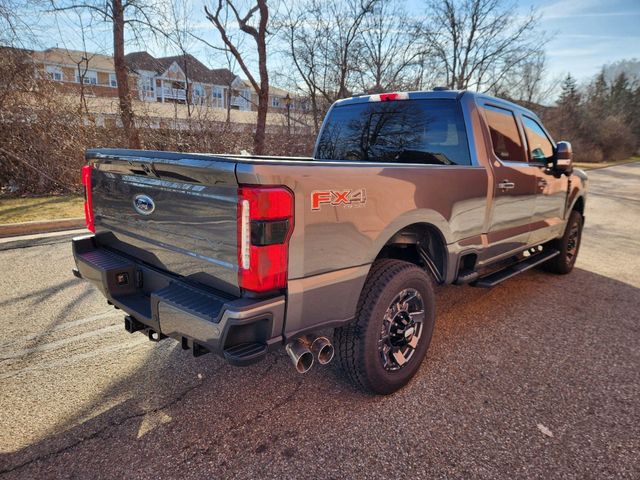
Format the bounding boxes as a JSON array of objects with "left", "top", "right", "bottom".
[{"left": 236, "top": 162, "right": 489, "bottom": 281}]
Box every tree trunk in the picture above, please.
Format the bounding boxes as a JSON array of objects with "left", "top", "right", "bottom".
[
  {"left": 112, "top": 0, "right": 141, "bottom": 149},
  {"left": 254, "top": 89, "right": 268, "bottom": 154},
  {"left": 253, "top": 0, "right": 269, "bottom": 155}
]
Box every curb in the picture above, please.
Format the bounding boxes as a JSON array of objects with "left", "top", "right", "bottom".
[{"left": 0, "top": 218, "right": 85, "bottom": 238}]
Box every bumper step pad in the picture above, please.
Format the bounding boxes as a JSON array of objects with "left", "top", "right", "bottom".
[
  {"left": 223, "top": 342, "right": 268, "bottom": 366},
  {"left": 153, "top": 282, "right": 226, "bottom": 323}
]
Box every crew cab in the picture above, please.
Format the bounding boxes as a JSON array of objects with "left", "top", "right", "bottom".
[{"left": 72, "top": 90, "right": 587, "bottom": 394}]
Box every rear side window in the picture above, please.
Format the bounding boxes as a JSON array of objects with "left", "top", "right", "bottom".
[
  {"left": 315, "top": 99, "right": 471, "bottom": 165},
  {"left": 483, "top": 105, "right": 525, "bottom": 162},
  {"left": 522, "top": 116, "right": 554, "bottom": 163}
]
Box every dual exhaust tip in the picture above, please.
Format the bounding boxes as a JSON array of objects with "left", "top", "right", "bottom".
[{"left": 285, "top": 335, "right": 334, "bottom": 374}]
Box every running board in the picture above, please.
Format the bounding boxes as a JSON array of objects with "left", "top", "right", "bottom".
[{"left": 472, "top": 249, "right": 560, "bottom": 288}]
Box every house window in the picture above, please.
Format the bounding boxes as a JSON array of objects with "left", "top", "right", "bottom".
[
  {"left": 271, "top": 96, "right": 281, "bottom": 108},
  {"left": 192, "top": 83, "right": 206, "bottom": 105},
  {"left": 193, "top": 83, "right": 205, "bottom": 97},
  {"left": 241, "top": 88, "right": 252, "bottom": 110},
  {"left": 140, "top": 75, "right": 154, "bottom": 92},
  {"left": 109, "top": 73, "right": 117, "bottom": 87},
  {"left": 76, "top": 70, "right": 98, "bottom": 85},
  {"left": 45, "top": 65, "right": 63, "bottom": 81},
  {"left": 212, "top": 86, "right": 225, "bottom": 108}
]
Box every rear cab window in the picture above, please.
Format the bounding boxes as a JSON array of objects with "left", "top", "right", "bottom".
[
  {"left": 482, "top": 104, "right": 526, "bottom": 163},
  {"left": 315, "top": 99, "right": 472, "bottom": 166},
  {"left": 522, "top": 116, "right": 555, "bottom": 164}
]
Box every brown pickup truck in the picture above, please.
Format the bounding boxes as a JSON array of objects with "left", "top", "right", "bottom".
[{"left": 72, "top": 89, "right": 587, "bottom": 394}]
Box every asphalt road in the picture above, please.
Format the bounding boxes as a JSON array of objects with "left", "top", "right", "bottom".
[{"left": 1, "top": 163, "right": 639, "bottom": 479}]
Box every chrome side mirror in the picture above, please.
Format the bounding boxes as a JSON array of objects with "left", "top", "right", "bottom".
[{"left": 555, "top": 141, "right": 573, "bottom": 174}]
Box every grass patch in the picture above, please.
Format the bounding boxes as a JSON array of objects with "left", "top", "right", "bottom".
[
  {"left": 0, "top": 196, "right": 84, "bottom": 224},
  {"left": 574, "top": 157, "right": 639, "bottom": 170}
]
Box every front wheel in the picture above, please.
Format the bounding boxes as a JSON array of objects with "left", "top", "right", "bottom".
[
  {"left": 543, "top": 210, "right": 583, "bottom": 274},
  {"left": 335, "top": 260, "right": 436, "bottom": 395}
]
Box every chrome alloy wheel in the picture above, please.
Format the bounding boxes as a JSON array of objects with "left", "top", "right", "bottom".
[
  {"left": 567, "top": 221, "right": 580, "bottom": 262},
  {"left": 378, "top": 288, "right": 426, "bottom": 371}
]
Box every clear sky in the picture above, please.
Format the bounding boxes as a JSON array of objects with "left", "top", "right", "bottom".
[
  {"left": 23, "top": 0, "right": 640, "bottom": 85},
  {"left": 518, "top": 0, "right": 640, "bottom": 81}
]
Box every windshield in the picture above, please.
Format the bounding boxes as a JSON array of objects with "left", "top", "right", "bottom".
[{"left": 315, "top": 99, "right": 471, "bottom": 165}]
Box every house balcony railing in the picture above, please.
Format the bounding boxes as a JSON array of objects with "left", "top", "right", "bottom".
[
  {"left": 161, "top": 86, "right": 186, "bottom": 101},
  {"left": 230, "top": 96, "right": 250, "bottom": 110}
]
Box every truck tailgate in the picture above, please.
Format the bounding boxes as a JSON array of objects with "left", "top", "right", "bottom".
[{"left": 87, "top": 150, "right": 240, "bottom": 295}]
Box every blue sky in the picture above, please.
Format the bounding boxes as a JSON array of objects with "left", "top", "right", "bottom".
[
  {"left": 26, "top": 0, "right": 640, "bottom": 85},
  {"left": 519, "top": 0, "right": 640, "bottom": 80},
  {"left": 400, "top": 0, "right": 640, "bottom": 82}
]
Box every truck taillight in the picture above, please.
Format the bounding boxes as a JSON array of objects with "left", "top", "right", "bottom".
[
  {"left": 237, "top": 186, "right": 294, "bottom": 293},
  {"left": 81, "top": 165, "right": 95, "bottom": 233}
]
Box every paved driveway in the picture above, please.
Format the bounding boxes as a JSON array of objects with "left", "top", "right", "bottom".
[{"left": 1, "top": 163, "right": 639, "bottom": 479}]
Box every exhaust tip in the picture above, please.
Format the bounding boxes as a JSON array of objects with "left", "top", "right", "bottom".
[
  {"left": 296, "top": 350, "right": 314, "bottom": 373},
  {"left": 286, "top": 342, "right": 314, "bottom": 374},
  {"left": 311, "top": 337, "right": 334, "bottom": 365}
]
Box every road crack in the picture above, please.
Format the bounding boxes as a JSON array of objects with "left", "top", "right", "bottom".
[{"left": 0, "top": 379, "right": 207, "bottom": 475}]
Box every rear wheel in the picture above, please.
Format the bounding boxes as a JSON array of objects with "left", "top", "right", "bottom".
[
  {"left": 543, "top": 209, "right": 583, "bottom": 274},
  {"left": 335, "top": 259, "right": 436, "bottom": 395}
]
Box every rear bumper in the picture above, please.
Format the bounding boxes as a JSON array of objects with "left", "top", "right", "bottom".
[{"left": 72, "top": 234, "right": 285, "bottom": 365}]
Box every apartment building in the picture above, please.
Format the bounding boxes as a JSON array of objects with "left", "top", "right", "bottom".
[{"left": 29, "top": 47, "right": 301, "bottom": 114}]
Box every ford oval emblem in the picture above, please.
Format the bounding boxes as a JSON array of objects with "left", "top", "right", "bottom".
[{"left": 133, "top": 194, "right": 155, "bottom": 215}]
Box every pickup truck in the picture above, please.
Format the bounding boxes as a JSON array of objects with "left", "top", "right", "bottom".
[{"left": 72, "top": 89, "right": 587, "bottom": 394}]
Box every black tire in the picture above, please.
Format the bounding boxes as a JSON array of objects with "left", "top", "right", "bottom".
[
  {"left": 543, "top": 210, "right": 583, "bottom": 274},
  {"left": 335, "top": 259, "right": 436, "bottom": 395}
]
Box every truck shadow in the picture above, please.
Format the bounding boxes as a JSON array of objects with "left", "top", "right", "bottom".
[{"left": 1, "top": 266, "right": 638, "bottom": 478}]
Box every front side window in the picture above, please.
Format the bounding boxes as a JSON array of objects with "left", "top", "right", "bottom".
[
  {"left": 271, "top": 96, "right": 280, "bottom": 108},
  {"left": 483, "top": 105, "right": 525, "bottom": 162},
  {"left": 315, "top": 99, "right": 471, "bottom": 165},
  {"left": 109, "top": 73, "right": 117, "bottom": 87},
  {"left": 522, "top": 116, "right": 554, "bottom": 163}
]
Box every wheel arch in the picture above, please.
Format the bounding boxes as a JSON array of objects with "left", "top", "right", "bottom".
[
  {"left": 374, "top": 221, "right": 449, "bottom": 284},
  {"left": 571, "top": 195, "right": 585, "bottom": 216}
]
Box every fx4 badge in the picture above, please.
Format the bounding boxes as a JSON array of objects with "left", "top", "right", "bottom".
[{"left": 311, "top": 189, "right": 367, "bottom": 210}]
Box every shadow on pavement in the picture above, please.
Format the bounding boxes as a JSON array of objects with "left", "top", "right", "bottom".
[{"left": 0, "top": 266, "right": 638, "bottom": 478}]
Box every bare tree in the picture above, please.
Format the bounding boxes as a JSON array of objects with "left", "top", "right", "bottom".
[
  {"left": 205, "top": 0, "right": 269, "bottom": 155},
  {"left": 222, "top": 49, "right": 238, "bottom": 126},
  {"left": 357, "top": 0, "right": 421, "bottom": 93},
  {"left": 420, "top": 0, "right": 544, "bottom": 92},
  {"left": 161, "top": 0, "right": 197, "bottom": 117},
  {"left": 1, "top": 0, "right": 39, "bottom": 48},
  {"left": 48, "top": 0, "right": 162, "bottom": 148},
  {"left": 67, "top": 12, "right": 95, "bottom": 116},
  {"left": 492, "top": 51, "right": 558, "bottom": 106},
  {"left": 283, "top": 0, "right": 378, "bottom": 131}
]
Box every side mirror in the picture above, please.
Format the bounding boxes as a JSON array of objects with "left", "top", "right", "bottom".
[{"left": 554, "top": 141, "right": 573, "bottom": 175}]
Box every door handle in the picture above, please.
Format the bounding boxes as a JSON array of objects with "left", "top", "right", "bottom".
[{"left": 498, "top": 180, "right": 515, "bottom": 190}]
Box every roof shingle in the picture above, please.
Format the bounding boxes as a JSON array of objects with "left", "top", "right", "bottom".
[{"left": 125, "top": 52, "right": 236, "bottom": 86}]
